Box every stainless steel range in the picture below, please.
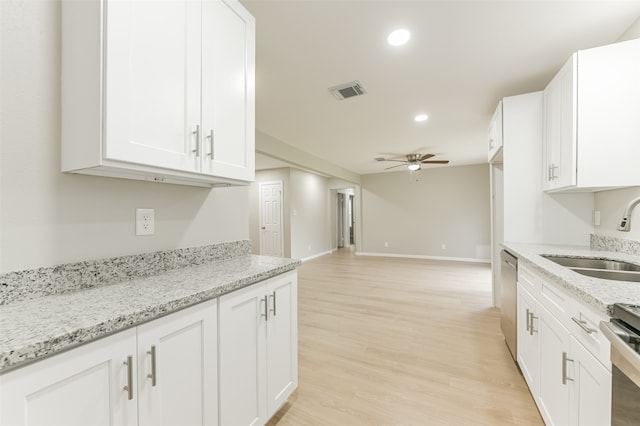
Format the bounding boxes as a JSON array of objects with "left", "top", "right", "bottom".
[{"left": 600, "top": 303, "right": 640, "bottom": 426}]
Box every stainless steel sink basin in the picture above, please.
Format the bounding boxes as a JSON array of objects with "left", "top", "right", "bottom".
[
  {"left": 542, "top": 255, "right": 640, "bottom": 272},
  {"left": 541, "top": 255, "right": 640, "bottom": 282},
  {"left": 570, "top": 268, "right": 640, "bottom": 282}
]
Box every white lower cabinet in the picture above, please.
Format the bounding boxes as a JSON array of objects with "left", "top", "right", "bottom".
[
  {"left": 218, "top": 271, "right": 298, "bottom": 426},
  {"left": 517, "top": 284, "right": 540, "bottom": 397},
  {"left": 537, "top": 303, "right": 571, "bottom": 426},
  {"left": 0, "top": 299, "right": 218, "bottom": 426},
  {"left": 516, "top": 264, "right": 611, "bottom": 426},
  {"left": 0, "top": 328, "right": 138, "bottom": 426},
  {"left": 569, "top": 336, "right": 612, "bottom": 426},
  {"left": 136, "top": 300, "right": 218, "bottom": 426}
]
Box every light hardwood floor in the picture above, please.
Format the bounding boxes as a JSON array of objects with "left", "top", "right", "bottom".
[{"left": 268, "top": 249, "right": 543, "bottom": 426}]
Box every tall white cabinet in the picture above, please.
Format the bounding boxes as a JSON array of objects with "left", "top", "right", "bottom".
[
  {"left": 218, "top": 271, "right": 298, "bottom": 426},
  {"left": 489, "top": 92, "right": 593, "bottom": 306},
  {"left": 61, "top": 0, "right": 255, "bottom": 187}
]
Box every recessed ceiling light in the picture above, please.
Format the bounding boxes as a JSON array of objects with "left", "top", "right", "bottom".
[
  {"left": 415, "top": 114, "right": 429, "bottom": 122},
  {"left": 387, "top": 29, "right": 410, "bottom": 46}
]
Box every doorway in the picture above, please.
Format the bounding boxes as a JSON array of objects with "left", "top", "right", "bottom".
[
  {"left": 259, "top": 181, "right": 284, "bottom": 257},
  {"left": 336, "top": 189, "right": 355, "bottom": 249}
]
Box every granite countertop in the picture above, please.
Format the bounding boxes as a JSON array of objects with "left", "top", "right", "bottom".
[
  {"left": 0, "top": 253, "right": 300, "bottom": 373},
  {"left": 502, "top": 242, "right": 640, "bottom": 316}
]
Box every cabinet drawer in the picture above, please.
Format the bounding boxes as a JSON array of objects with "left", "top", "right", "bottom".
[
  {"left": 538, "top": 279, "right": 571, "bottom": 329},
  {"left": 568, "top": 299, "right": 611, "bottom": 369},
  {"left": 518, "top": 264, "right": 541, "bottom": 294}
]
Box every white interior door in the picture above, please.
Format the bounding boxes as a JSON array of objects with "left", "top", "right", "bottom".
[{"left": 259, "top": 181, "right": 284, "bottom": 257}]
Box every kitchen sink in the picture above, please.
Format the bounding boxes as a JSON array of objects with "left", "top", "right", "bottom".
[
  {"left": 542, "top": 255, "right": 640, "bottom": 282},
  {"left": 570, "top": 268, "right": 640, "bottom": 282},
  {"left": 542, "top": 255, "right": 640, "bottom": 272}
]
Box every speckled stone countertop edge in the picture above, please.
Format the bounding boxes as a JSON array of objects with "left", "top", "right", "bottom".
[
  {"left": 0, "top": 255, "right": 300, "bottom": 374},
  {"left": 501, "top": 242, "right": 640, "bottom": 316},
  {"left": 0, "top": 240, "right": 252, "bottom": 306}
]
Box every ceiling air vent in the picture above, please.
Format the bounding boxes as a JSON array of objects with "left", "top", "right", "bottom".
[{"left": 329, "top": 81, "right": 366, "bottom": 100}]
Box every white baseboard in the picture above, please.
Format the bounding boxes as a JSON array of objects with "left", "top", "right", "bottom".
[
  {"left": 300, "top": 250, "right": 333, "bottom": 262},
  {"left": 355, "top": 251, "right": 491, "bottom": 264}
]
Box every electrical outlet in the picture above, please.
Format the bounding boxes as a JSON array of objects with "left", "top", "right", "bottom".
[
  {"left": 136, "top": 208, "right": 155, "bottom": 236},
  {"left": 441, "top": 244, "right": 447, "bottom": 250},
  {"left": 384, "top": 241, "right": 389, "bottom": 247}
]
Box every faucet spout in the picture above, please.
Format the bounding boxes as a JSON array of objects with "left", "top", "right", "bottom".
[{"left": 617, "top": 195, "right": 640, "bottom": 232}]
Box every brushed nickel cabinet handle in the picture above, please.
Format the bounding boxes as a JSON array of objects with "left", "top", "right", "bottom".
[
  {"left": 571, "top": 317, "right": 597, "bottom": 334},
  {"left": 269, "top": 291, "right": 277, "bottom": 317},
  {"left": 526, "top": 308, "right": 531, "bottom": 332},
  {"left": 206, "top": 129, "right": 214, "bottom": 158},
  {"left": 192, "top": 125, "right": 200, "bottom": 156},
  {"left": 562, "top": 351, "right": 574, "bottom": 385},
  {"left": 529, "top": 312, "right": 538, "bottom": 335},
  {"left": 123, "top": 355, "right": 134, "bottom": 400},
  {"left": 147, "top": 345, "right": 157, "bottom": 387},
  {"left": 261, "top": 296, "right": 268, "bottom": 321}
]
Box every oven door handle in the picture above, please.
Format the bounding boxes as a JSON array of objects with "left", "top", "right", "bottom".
[{"left": 600, "top": 320, "right": 640, "bottom": 384}]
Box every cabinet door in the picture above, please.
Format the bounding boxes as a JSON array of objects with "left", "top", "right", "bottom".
[
  {"left": 218, "top": 282, "right": 267, "bottom": 426},
  {"left": 265, "top": 272, "right": 298, "bottom": 418},
  {"left": 542, "top": 54, "right": 576, "bottom": 191},
  {"left": 517, "top": 284, "right": 539, "bottom": 395},
  {"left": 137, "top": 300, "right": 218, "bottom": 426},
  {"left": 538, "top": 305, "right": 571, "bottom": 426},
  {"left": 104, "top": 0, "right": 201, "bottom": 172},
  {"left": 201, "top": 0, "right": 255, "bottom": 181},
  {"left": 569, "top": 337, "right": 611, "bottom": 426},
  {"left": 0, "top": 329, "right": 137, "bottom": 426}
]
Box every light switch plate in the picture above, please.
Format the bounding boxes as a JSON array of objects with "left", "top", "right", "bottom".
[{"left": 136, "top": 208, "right": 155, "bottom": 236}]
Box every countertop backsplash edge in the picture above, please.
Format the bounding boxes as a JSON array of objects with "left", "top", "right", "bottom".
[{"left": 0, "top": 240, "right": 251, "bottom": 305}]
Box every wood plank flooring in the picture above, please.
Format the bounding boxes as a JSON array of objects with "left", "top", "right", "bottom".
[{"left": 268, "top": 249, "right": 543, "bottom": 426}]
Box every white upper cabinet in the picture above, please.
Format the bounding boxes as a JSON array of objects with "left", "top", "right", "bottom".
[
  {"left": 201, "top": 0, "right": 255, "bottom": 181},
  {"left": 542, "top": 38, "right": 640, "bottom": 192},
  {"left": 488, "top": 100, "right": 503, "bottom": 163},
  {"left": 104, "top": 0, "right": 202, "bottom": 173},
  {"left": 61, "top": 0, "right": 255, "bottom": 187}
]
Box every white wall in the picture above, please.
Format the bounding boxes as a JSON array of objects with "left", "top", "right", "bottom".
[
  {"left": 250, "top": 168, "right": 334, "bottom": 260},
  {"left": 0, "top": 1, "right": 249, "bottom": 272},
  {"left": 361, "top": 164, "right": 491, "bottom": 261},
  {"left": 594, "top": 187, "right": 640, "bottom": 241},
  {"left": 290, "top": 169, "right": 331, "bottom": 260}
]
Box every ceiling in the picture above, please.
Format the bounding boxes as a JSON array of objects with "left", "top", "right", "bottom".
[{"left": 244, "top": 0, "right": 640, "bottom": 176}]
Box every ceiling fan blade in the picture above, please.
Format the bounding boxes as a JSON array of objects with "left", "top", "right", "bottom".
[
  {"left": 380, "top": 159, "right": 409, "bottom": 163},
  {"left": 419, "top": 154, "right": 435, "bottom": 161},
  {"left": 384, "top": 164, "right": 407, "bottom": 170},
  {"left": 421, "top": 160, "right": 449, "bottom": 164}
]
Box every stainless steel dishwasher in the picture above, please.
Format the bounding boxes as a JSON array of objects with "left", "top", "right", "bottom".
[{"left": 500, "top": 250, "right": 518, "bottom": 361}]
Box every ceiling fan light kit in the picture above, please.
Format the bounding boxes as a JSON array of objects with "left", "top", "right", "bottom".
[{"left": 407, "top": 163, "right": 421, "bottom": 171}]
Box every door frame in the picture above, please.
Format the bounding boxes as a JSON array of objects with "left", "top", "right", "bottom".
[{"left": 259, "top": 181, "right": 285, "bottom": 257}]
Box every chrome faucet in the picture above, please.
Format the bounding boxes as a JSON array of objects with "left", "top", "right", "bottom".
[{"left": 617, "top": 195, "right": 640, "bottom": 232}]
